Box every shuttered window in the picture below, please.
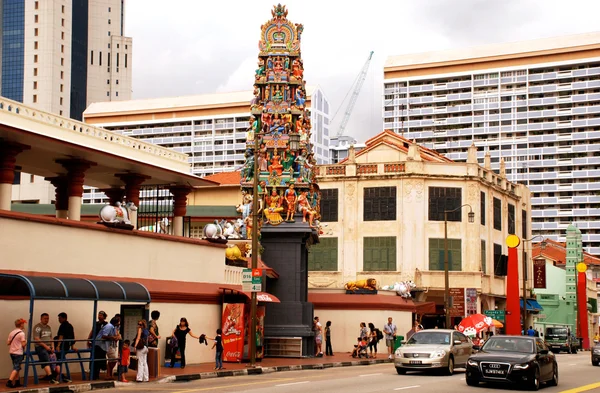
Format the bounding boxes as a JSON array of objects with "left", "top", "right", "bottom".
[
  {"left": 428, "top": 238, "right": 462, "bottom": 271},
  {"left": 363, "top": 237, "right": 396, "bottom": 271},
  {"left": 308, "top": 237, "right": 338, "bottom": 271},
  {"left": 364, "top": 187, "right": 396, "bottom": 221}
]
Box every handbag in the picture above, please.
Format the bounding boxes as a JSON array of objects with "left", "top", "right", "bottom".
[
  {"left": 135, "top": 329, "right": 147, "bottom": 350},
  {"left": 129, "top": 356, "right": 138, "bottom": 371}
]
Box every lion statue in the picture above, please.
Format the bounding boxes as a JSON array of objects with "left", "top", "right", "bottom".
[{"left": 344, "top": 278, "right": 377, "bottom": 292}]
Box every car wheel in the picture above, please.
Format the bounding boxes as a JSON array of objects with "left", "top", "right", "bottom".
[
  {"left": 445, "top": 356, "right": 454, "bottom": 376},
  {"left": 396, "top": 367, "right": 406, "bottom": 375},
  {"left": 466, "top": 378, "right": 478, "bottom": 386},
  {"left": 570, "top": 346, "right": 576, "bottom": 354},
  {"left": 547, "top": 363, "right": 558, "bottom": 386},
  {"left": 592, "top": 360, "right": 599, "bottom": 366},
  {"left": 529, "top": 367, "right": 540, "bottom": 391}
]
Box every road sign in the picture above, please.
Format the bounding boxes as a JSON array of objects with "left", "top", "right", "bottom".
[
  {"left": 242, "top": 269, "right": 252, "bottom": 283},
  {"left": 484, "top": 309, "right": 506, "bottom": 323},
  {"left": 242, "top": 268, "right": 262, "bottom": 292}
]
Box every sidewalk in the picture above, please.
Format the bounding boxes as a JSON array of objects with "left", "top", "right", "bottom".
[{"left": 0, "top": 353, "right": 393, "bottom": 392}]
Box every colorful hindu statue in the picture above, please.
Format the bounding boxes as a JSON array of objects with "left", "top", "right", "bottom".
[
  {"left": 268, "top": 148, "right": 284, "bottom": 176},
  {"left": 297, "top": 191, "right": 316, "bottom": 227},
  {"left": 264, "top": 188, "right": 284, "bottom": 225},
  {"left": 284, "top": 183, "right": 297, "bottom": 222}
]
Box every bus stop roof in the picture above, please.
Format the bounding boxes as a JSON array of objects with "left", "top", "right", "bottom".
[{"left": 0, "top": 273, "right": 151, "bottom": 302}]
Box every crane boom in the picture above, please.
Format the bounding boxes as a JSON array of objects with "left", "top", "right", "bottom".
[{"left": 336, "top": 51, "right": 374, "bottom": 138}]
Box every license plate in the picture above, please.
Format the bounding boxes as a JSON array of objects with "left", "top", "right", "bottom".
[
  {"left": 484, "top": 369, "right": 506, "bottom": 376},
  {"left": 409, "top": 360, "right": 422, "bottom": 365},
  {"left": 552, "top": 345, "right": 560, "bottom": 348}
]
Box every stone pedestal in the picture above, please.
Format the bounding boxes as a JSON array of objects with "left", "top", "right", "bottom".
[{"left": 261, "top": 218, "right": 318, "bottom": 357}]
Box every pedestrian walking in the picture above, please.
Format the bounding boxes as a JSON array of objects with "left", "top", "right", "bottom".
[
  {"left": 134, "top": 319, "right": 149, "bottom": 382},
  {"left": 6, "top": 318, "right": 27, "bottom": 388},
  {"left": 324, "top": 321, "right": 333, "bottom": 356},
  {"left": 368, "top": 323, "right": 378, "bottom": 358},
  {"left": 170, "top": 317, "right": 199, "bottom": 369},
  {"left": 313, "top": 317, "right": 323, "bottom": 357},
  {"left": 212, "top": 329, "right": 223, "bottom": 370}
]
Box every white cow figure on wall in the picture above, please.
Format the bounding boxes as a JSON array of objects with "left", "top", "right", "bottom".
[
  {"left": 139, "top": 217, "right": 170, "bottom": 234},
  {"left": 99, "top": 202, "right": 136, "bottom": 225}
]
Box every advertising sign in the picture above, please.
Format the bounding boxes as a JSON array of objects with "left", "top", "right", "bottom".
[
  {"left": 448, "top": 288, "right": 465, "bottom": 317},
  {"left": 465, "top": 288, "right": 478, "bottom": 316},
  {"left": 222, "top": 303, "right": 245, "bottom": 362},
  {"left": 533, "top": 259, "right": 547, "bottom": 289}
]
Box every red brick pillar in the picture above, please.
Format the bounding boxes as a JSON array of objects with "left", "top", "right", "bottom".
[
  {"left": 116, "top": 173, "right": 150, "bottom": 229},
  {"left": 170, "top": 186, "right": 192, "bottom": 237},
  {"left": 101, "top": 187, "right": 125, "bottom": 206},
  {"left": 0, "top": 141, "right": 30, "bottom": 210},
  {"left": 56, "top": 159, "right": 96, "bottom": 221},
  {"left": 46, "top": 176, "right": 69, "bottom": 218}
]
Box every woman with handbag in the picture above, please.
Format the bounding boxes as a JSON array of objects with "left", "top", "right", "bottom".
[
  {"left": 133, "top": 319, "right": 149, "bottom": 382},
  {"left": 170, "top": 317, "right": 199, "bottom": 369}
]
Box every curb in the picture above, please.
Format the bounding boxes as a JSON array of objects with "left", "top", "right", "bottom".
[
  {"left": 10, "top": 359, "right": 392, "bottom": 392},
  {"left": 169, "top": 358, "right": 392, "bottom": 382}
]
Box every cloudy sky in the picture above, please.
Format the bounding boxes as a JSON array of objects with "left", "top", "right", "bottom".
[{"left": 125, "top": 0, "right": 600, "bottom": 142}]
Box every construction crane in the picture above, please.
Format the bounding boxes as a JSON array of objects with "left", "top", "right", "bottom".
[{"left": 332, "top": 51, "right": 374, "bottom": 141}]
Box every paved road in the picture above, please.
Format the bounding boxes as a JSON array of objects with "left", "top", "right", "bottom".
[{"left": 104, "top": 352, "right": 600, "bottom": 393}]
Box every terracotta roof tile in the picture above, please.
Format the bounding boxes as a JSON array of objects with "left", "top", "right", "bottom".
[
  {"left": 202, "top": 171, "right": 241, "bottom": 185},
  {"left": 532, "top": 238, "right": 600, "bottom": 266}
]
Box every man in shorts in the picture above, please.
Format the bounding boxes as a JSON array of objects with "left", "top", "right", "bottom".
[
  {"left": 6, "top": 318, "right": 27, "bottom": 388},
  {"left": 383, "top": 317, "right": 397, "bottom": 360},
  {"left": 33, "top": 313, "right": 58, "bottom": 384}
]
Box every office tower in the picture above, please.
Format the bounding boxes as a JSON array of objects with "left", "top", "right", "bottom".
[{"left": 384, "top": 32, "right": 600, "bottom": 254}]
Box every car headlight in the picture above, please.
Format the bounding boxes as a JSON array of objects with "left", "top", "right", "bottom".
[
  {"left": 513, "top": 363, "right": 529, "bottom": 370},
  {"left": 430, "top": 350, "right": 446, "bottom": 358},
  {"left": 467, "top": 359, "right": 478, "bottom": 367},
  {"left": 395, "top": 349, "right": 402, "bottom": 356}
]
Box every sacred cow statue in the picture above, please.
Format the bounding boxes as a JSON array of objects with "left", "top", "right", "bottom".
[
  {"left": 382, "top": 280, "right": 417, "bottom": 298},
  {"left": 99, "top": 202, "right": 136, "bottom": 229},
  {"left": 203, "top": 219, "right": 225, "bottom": 239},
  {"left": 344, "top": 278, "right": 378, "bottom": 294},
  {"left": 138, "top": 217, "right": 170, "bottom": 234}
]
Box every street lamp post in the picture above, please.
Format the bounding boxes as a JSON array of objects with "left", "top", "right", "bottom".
[
  {"left": 520, "top": 235, "right": 546, "bottom": 333},
  {"left": 249, "top": 122, "right": 261, "bottom": 368},
  {"left": 444, "top": 204, "right": 475, "bottom": 329}
]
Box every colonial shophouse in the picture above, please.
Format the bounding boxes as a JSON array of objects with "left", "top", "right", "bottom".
[{"left": 310, "top": 131, "right": 533, "bottom": 329}]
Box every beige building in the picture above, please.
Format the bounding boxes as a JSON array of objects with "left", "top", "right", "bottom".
[{"left": 310, "top": 131, "right": 533, "bottom": 328}]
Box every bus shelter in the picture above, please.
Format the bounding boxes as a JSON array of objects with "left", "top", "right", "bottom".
[{"left": 0, "top": 273, "right": 151, "bottom": 387}]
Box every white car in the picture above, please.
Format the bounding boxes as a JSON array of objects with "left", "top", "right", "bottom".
[{"left": 394, "top": 329, "right": 473, "bottom": 375}]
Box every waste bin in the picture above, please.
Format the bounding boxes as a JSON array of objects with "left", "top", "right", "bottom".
[{"left": 394, "top": 336, "right": 404, "bottom": 351}]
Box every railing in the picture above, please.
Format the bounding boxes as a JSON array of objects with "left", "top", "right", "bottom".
[
  {"left": 384, "top": 163, "right": 405, "bottom": 173},
  {"left": 0, "top": 97, "right": 189, "bottom": 164},
  {"left": 357, "top": 164, "right": 377, "bottom": 174},
  {"left": 325, "top": 165, "right": 346, "bottom": 176},
  {"left": 225, "top": 265, "right": 244, "bottom": 285}
]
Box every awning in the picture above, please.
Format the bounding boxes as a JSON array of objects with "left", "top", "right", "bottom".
[
  {"left": 219, "top": 286, "right": 281, "bottom": 303},
  {"left": 520, "top": 299, "right": 544, "bottom": 312},
  {"left": 0, "top": 274, "right": 151, "bottom": 302},
  {"left": 308, "top": 292, "right": 426, "bottom": 312}
]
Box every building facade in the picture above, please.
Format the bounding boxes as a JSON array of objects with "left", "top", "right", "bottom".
[
  {"left": 0, "top": 0, "right": 132, "bottom": 121},
  {"left": 310, "top": 131, "right": 533, "bottom": 328},
  {"left": 82, "top": 86, "right": 331, "bottom": 203},
  {"left": 383, "top": 32, "right": 600, "bottom": 255}
]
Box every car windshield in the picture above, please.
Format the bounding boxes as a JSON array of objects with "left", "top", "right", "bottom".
[
  {"left": 482, "top": 338, "right": 534, "bottom": 354},
  {"left": 406, "top": 331, "right": 451, "bottom": 345},
  {"left": 546, "top": 328, "right": 568, "bottom": 339}
]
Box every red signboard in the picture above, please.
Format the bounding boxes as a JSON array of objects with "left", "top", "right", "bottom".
[
  {"left": 222, "top": 303, "right": 245, "bottom": 362},
  {"left": 533, "top": 259, "right": 546, "bottom": 289},
  {"left": 449, "top": 288, "right": 465, "bottom": 317},
  {"left": 252, "top": 269, "right": 262, "bottom": 277}
]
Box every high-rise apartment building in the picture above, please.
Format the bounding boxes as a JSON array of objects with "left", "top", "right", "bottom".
[
  {"left": 82, "top": 86, "right": 331, "bottom": 203},
  {"left": 383, "top": 32, "right": 600, "bottom": 254},
  {"left": 0, "top": 0, "right": 132, "bottom": 121}
]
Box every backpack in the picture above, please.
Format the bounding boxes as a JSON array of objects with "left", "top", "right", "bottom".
[{"left": 375, "top": 328, "right": 383, "bottom": 342}]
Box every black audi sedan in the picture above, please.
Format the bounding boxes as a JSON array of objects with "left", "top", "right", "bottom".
[{"left": 465, "top": 335, "right": 558, "bottom": 391}]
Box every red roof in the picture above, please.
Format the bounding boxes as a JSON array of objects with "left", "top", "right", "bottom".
[
  {"left": 201, "top": 171, "right": 241, "bottom": 186},
  {"left": 532, "top": 238, "right": 600, "bottom": 266},
  {"left": 339, "top": 130, "right": 453, "bottom": 164}
]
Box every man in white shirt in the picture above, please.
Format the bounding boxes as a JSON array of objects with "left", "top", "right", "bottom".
[{"left": 383, "top": 317, "right": 397, "bottom": 359}]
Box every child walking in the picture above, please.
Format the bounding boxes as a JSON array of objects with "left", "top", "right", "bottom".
[
  {"left": 119, "top": 340, "right": 131, "bottom": 383},
  {"left": 211, "top": 329, "right": 223, "bottom": 370}
]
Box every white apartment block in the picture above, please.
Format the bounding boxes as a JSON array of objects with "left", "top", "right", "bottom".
[
  {"left": 383, "top": 32, "right": 600, "bottom": 254},
  {"left": 82, "top": 86, "right": 331, "bottom": 203}
]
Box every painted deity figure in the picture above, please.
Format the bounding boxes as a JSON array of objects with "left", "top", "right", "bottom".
[
  {"left": 295, "top": 150, "right": 308, "bottom": 182},
  {"left": 273, "top": 57, "right": 283, "bottom": 72},
  {"left": 261, "top": 112, "right": 272, "bottom": 128},
  {"left": 297, "top": 191, "right": 316, "bottom": 227},
  {"left": 295, "top": 89, "right": 306, "bottom": 107},
  {"left": 273, "top": 86, "right": 283, "bottom": 102},
  {"left": 284, "top": 183, "right": 297, "bottom": 222},
  {"left": 307, "top": 184, "right": 320, "bottom": 212},
  {"left": 295, "top": 115, "right": 303, "bottom": 133},
  {"left": 268, "top": 148, "right": 284, "bottom": 176},
  {"left": 270, "top": 114, "right": 285, "bottom": 135},
  {"left": 284, "top": 57, "right": 290, "bottom": 70},
  {"left": 292, "top": 58, "right": 303, "bottom": 79},
  {"left": 264, "top": 188, "right": 284, "bottom": 225},
  {"left": 250, "top": 86, "right": 260, "bottom": 107},
  {"left": 255, "top": 59, "right": 265, "bottom": 78},
  {"left": 258, "top": 151, "right": 268, "bottom": 172},
  {"left": 241, "top": 150, "right": 255, "bottom": 182},
  {"left": 282, "top": 149, "right": 295, "bottom": 173}
]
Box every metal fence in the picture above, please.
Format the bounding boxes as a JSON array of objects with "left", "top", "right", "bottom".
[{"left": 137, "top": 185, "right": 174, "bottom": 235}]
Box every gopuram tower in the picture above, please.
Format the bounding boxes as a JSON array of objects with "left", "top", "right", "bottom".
[{"left": 239, "top": 4, "right": 320, "bottom": 356}]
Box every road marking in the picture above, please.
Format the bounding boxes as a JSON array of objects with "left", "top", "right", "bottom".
[
  {"left": 394, "top": 386, "right": 421, "bottom": 391},
  {"left": 275, "top": 381, "right": 310, "bottom": 387},
  {"left": 359, "top": 373, "right": 383, "bottom": 377},
  {"left": 559, "top": 382, "right": 600, "bottom": 393},
  {"left": 161, "top": 377, "right": 296, "bottom": 393}
]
